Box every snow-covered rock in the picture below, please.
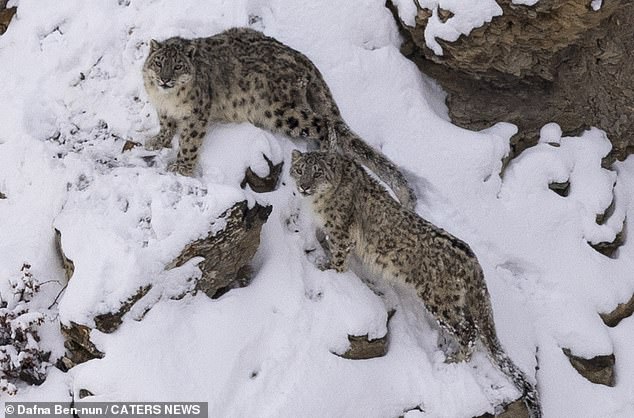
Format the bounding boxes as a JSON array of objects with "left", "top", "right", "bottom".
[{"left": 0, "top": 1, "right": 633, "bottom": 417}]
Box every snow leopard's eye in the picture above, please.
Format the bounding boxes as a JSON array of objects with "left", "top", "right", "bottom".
[
  {"left": 294, "top": 167, "right": 303, "bottom": 175},
  {"left": 313, "top": 171, "right": 322, "bottom": 178},
  {"left": 154, "top": 58, "right": 163, "bottom": 68},
  {"left": 174, "top": 64, "right": 183, "bottom": 71}
]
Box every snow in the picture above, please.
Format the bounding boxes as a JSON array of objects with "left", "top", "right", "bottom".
[
  {"left": 538, "top": 122, "right": 563, "bottom": 145},
  {"left": 392, "top": 0, "right": 419, "bottom": 27},
  {"left": 591, "top": 0, "right": 604, "bottom": 11},
  {"left": 392, "top": 0, "right": 540, "bottom": 55},
  {"left": 54, "top": 167, "right": 243, "bottom": 326},
  {"left": 513, "top": 0, "right": 540, "bottom": 6},
  {"left": 0, "top": 0, "right": 633, "bottom": 417}
]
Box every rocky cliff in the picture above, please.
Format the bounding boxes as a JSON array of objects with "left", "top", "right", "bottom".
[{"left": 390, "top": 0, "right": 634, "bottom": 163}]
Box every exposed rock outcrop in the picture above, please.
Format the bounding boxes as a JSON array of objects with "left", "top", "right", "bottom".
[
  {"left": 562, "top": 348, "right": 615, "bottom": 386},
  {"left": 475, "top": 398, "right": 529, "bottom": 418},
  {"left": 59, "top": 322, "right": 104, "bottom": 368},
  {"left": 57, "top": 200, "right": 271, "bottom": 367},
  {"left": 78, "top": 388, "right": 94, "bottom": 399},
  {"left": 548, "top": 180, "right": 570, "bottom": 197},
  {"left": 341, "top": 333, "right": 389, "bottom": 360},
  {"left": 241, "top": 154, "right": 283, "bottom": 193},
  {"left": 121, "top": 140, "right": 140, "bottom": 153},
  {"left": 0, "top": 1, "right": 16, "bottom": 35},
  {"left": 93, "top": 285, "right": 152, "bottom": 333},
  {"left": 600, "top": 293, "right": 634, "bottom": 327},
  {"left": 588, "top": 221, "right": 627, "bottom": 258},
  {"left": 339, "top": 310, "right": 395, "bottom": 360},
  {"left": 167, "top": 201, "right": 272, "bottom": 299},
  {"left": 389, "top": 0, "right": 634, "bottom": 162},
  {"left": 54, "top": 229, "right": 75, "bottom": 281}
]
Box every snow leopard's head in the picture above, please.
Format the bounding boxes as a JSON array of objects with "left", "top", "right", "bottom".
[
  {"left": 290, "top": 150, "right": 340, "bottom": 196},
  {"left": 144, "top": 38, "right": 196, "bottom": 90}
]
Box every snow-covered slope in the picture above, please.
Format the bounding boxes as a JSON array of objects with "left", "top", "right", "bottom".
[{"left": 1, "top": 1, "right": 633, "bottom": 417}]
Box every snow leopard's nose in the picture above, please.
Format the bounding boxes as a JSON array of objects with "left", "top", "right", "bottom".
[
  {"left": 298, "top": 185, "right": 312, "bottom": 195},
  {"left": 157, "top": 78, "right": 174, "bottom": 89}
]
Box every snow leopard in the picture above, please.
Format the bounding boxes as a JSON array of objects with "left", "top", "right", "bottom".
[
  {"left": 142, "top": 27, "right": 416, "bottom": 209},
  {"left": 290, "top": 150, "right": 541, "bottom": 418}
]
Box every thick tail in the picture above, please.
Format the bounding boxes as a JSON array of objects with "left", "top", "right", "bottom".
[
  {"left": 484, "top": 330, "right": 542, "bottom": 418},
  {"left": 330, "top": 122, "right": 417, "bottom": 210}
]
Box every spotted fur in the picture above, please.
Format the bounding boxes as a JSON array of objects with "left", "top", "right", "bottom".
[
  {"left": 290, "top": 150, "right": 541, "bottom": 418},
  {"left": 143, "top": 27, "right": 415, "bottom": 208}
]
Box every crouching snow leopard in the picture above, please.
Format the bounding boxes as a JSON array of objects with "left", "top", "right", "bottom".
[
  {"left": 142, "top": 27, "right": 416, "bottom": 209},
  {"left": 290, "top": 150, "right": 542, "bottom": 418}
]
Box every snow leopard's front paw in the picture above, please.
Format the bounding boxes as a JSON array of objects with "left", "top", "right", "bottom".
[
  {"left": 328, "top": 260, "right": 348, "bottom": 273},
  {"left": 315, "top": 259, "right": 333, "bottom": 272},
  {"left": 305, "top": 248, "right": 329, "bottom": 271},
  {"left": 315, "top": 257, "right": 348, "bottom": 273},
  {"left": 168, "top": 160, "right": 194, "bottom": 176}
]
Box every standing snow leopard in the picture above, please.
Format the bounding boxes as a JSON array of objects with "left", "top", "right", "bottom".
[
  {"left": 142, "top": 27, "right": 416, "bottom": 209},
  {"left": 290, "top": 150, "right": 542, "bottom": 418}
]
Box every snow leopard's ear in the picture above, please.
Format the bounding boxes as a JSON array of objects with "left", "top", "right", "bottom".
[
  {"left": 184, "top": 43, "right": 197, "bottom": 58},
  {"left": 149, "top": 39, "right": 160, "bottom": 52},
  {"left": 291, "top": 150, "right": 302, "bottom": 162}
]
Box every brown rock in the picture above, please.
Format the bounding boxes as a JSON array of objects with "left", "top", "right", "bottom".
[
  {"left": 596, "top": 194, "right": 616, "bottom": 225},
  {"left": 58, "top": 200, "right": 270, "bottom": 367},
  {"left": 405, "top": 398, "right": 528, "bottom": 418},
  {"left": 167, "top": 200, "right": 272, "bottom": 298},
  {"left": 588, "top": 218, "right": 627, "bottom": 258},
  {"left": 55, "top": 228, "right": 75, "bottom": 281},
  {"left": 562, "top": 348, "right": 615, "bottom": 386},
  {"left": 475, "top": 399, "right": 529, "bottom": 418},
  {"left": 55, "top": 356, "right": 75, "bottom": 372},
  {"left": 600, "top": 293, "right": 634, "bottom": 327},
  {"left": 416, "top": 8, "right": 433, "bottom": 25},
  {"left": 474, "top": 398, "right": 529, "bottom": 418},
  {"left": 0, "top": 5, "right": 16, "bottom": 35},
  {"left": 93, "top": 285, "right": 152, "bottom": 333},
  {"left": 438, "top": 8, "right": 454, "bottom": 24},
  {"left": 398, "top": 405, "right": 423, "bottom": 417},
  {"left": 78, "top": 389, "right": 94, "bottom": 399},
  {"left": 338, "top": 310, "right": 394, "bottom": 360},
  {"left": 389, "top": 0, "right": 634, "bottom": 162},
  {"left": 496, "top": 399, "right": 530, "bottom": 418},
  {"left": 60, "top": 321, "right": 104, "bottom": 366},
  {"left": 548, "top": 181, "right": 570, "bottom": 197},
  {"left": 240, "top": 153, "right": 283, "bottom": 193},
  {"left": 121, "top": 140, "right": 141, "bottom": 153},
  {"left": 340, "top": 333, "right": 388, "bottom": 360}
]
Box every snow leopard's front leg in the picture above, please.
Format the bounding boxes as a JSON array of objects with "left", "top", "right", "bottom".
[
  {"left": 324, "top": 236, "right": 354, "bottom": 273},
  {"left": 320, "top": 216, "right": 355, "bottom": 273},
  {"left": 169, "top": 114, "right": 209, "bottom": 176},
  {"left": 146, "top": 113, "right": 176, "bottom": 150}
]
